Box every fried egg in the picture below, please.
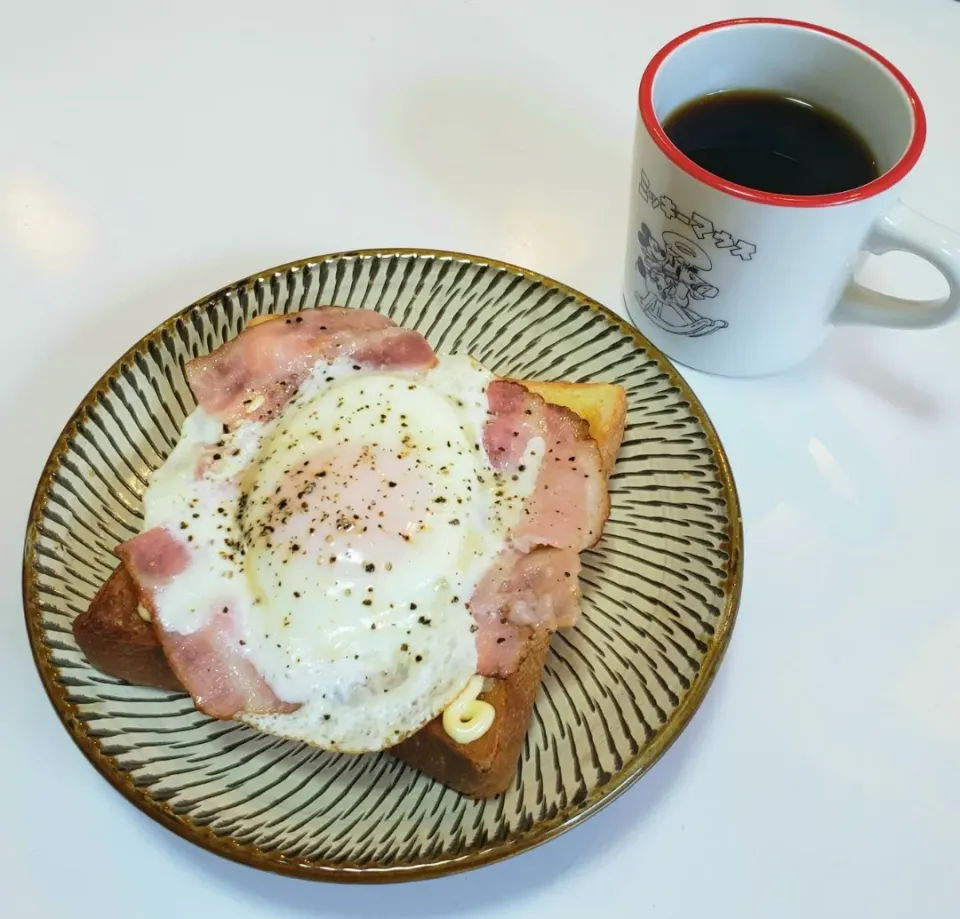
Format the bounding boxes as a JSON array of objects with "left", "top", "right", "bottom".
[{"left": 141, "top": 354, "right": 543, "bottom": 752}]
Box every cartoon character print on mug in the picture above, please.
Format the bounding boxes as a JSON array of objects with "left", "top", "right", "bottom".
[{"left": 629, "top": 170, "right": 756, "bottom": 339}]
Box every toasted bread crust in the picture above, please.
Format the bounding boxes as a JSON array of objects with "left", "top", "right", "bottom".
[
  {"left": 72, "top": 566, "right": 183, "bottom": 691},
  {"left": 72, "top": 378, "right": 626, "bottom": 796},
  {"left": 389, "top": 632, "right": 551, "bottom": 797}
]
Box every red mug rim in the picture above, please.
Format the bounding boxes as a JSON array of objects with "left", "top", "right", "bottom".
[{"left": 638, "top": 18, "right": 927, "bottom": 208}]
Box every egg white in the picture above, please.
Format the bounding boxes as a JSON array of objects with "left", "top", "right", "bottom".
[{"left": 142, "top": 353, "right": 543, "bottom": 752}]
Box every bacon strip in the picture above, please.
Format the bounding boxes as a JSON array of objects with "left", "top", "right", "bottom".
[
  {"left": 116, "top": 527, "right": 295, "bottom": 718},
  {"left": 483, "top": 380, "right": 610, "bottom": 552},
  {"left": 509, "top": 401, "right": 608, "bottom": 553},
  {"left": 482, "top": 381, "right": 607, "bottom": 552},
  {"left": 470, "top": 382, "right": 607, "bottom": 675},
  {"left": 482, "top": 380, "right": 549, "bottom": 469},
  {"left": 186, "top": 308, "right": 436, "bottom": 425},
  {"left": 469, "top": 547, "right": 582, "bottom": 677},
  {"left": 158, "top": 613, "right": 297, "bottom": 719},
  {"left": 115, "top": 528, "right": 190, "bottom": 591}
]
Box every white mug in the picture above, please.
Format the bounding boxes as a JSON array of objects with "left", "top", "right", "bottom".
[{"left": 622, "top": 17, "right": 960, "bottom": 377}]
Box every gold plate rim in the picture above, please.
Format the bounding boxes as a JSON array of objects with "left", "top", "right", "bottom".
[{"left": 22, "top": 247, "right": 743, "bottom": 884}]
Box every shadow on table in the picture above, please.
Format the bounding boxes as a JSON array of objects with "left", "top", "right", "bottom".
[
  {"left": 150, "top": 663, "right": 730, "bottom": 917},
  {"left": 820, "top": 329, "right": 942, "bottom": 421}
]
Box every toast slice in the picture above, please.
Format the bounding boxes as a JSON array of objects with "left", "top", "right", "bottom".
[
  {"left": 73, "top": 565, "right": 183, "bottom": 692},
  {"left": 72, "top": 379, "right": 626, "bottom": 797}
]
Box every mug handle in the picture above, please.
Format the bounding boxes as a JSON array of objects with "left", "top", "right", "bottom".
[{"left": 833, "top": 203, "right": 960, "bottom": 328}]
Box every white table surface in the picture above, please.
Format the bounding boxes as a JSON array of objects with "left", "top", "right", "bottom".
[{"left": 4, "top": 1, "right": 959, "bottom": 916}]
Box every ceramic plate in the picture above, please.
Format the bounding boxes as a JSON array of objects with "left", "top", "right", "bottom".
[{"left": 24, "top": 249, "right": 742, "bottom": 882}]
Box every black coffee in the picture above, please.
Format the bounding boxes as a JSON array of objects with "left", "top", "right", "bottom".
[{"left": 662, "top": 90, "right": 880, "bottom": 196}]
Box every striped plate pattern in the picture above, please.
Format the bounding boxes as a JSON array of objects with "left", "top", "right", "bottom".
[{"left": 24, "top": 249, "right": 742, "bottom": 882}]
